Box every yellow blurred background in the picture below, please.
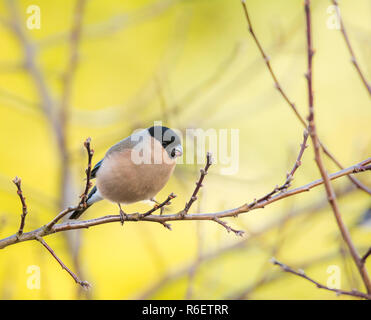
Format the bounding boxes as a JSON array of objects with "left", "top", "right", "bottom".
[{"left": 0, "top": 0, "right": 370, "bottom": 299}]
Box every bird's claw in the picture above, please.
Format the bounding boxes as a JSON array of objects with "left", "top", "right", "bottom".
[{"left": 119, "top": 209, "right": 128, "bottom": 226}]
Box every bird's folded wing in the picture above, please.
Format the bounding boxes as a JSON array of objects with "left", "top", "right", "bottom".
[{"left": 91, "top": 159, "right": 103, "bottom": 178}]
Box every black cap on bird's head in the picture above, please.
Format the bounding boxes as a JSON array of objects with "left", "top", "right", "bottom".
[{"left": 147, "top": 126, "right": 183, "bottom": 159}]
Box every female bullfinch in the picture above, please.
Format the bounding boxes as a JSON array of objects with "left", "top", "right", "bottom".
[{"left": 69, "top": 126, "right": 183, "bottom": 222}]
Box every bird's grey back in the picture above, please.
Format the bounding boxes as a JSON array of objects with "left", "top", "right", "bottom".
[{"left": 105, "top": 133, "right": 143, "bottom": 156}]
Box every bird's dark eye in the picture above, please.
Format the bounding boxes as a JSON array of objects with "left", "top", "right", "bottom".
[
  {"left": 170, "top": 149, "right": 176, "bottom": 158},
  {"left": 162, "top": 136, "right": 175, "bottom": 149}
]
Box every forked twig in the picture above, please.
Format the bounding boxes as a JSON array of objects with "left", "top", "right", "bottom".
[
  {"left": 304, "top": 0, "right": 371, "bottom": 294},
  {"left": 272, "top": 258, "right": 371, "bottom": 300}
]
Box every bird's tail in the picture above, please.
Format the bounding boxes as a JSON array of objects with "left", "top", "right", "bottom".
[
  {"left": 69, "top": 203, "right": 91, "bottom": 219},
  {"left": 69, "top": 186, "right": 102, "bottom": 219}
]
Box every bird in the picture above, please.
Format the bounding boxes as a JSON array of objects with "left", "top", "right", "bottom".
[{"left": 69, "top": 125, "right": 183, "bottom": 223}]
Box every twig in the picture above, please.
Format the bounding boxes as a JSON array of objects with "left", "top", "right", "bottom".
[
  {"left": 248, "top": 130, "right": 309, "bottom": 207},
  {"left": 45, "top": 206, "right": 79, "bottom": 230},
  {"left": 36, "top": 236, "right": 90, "bottom": 289},
  {"left": 304, "top": 0, "right": 371, "bottom": 294},
  {"left": 79, "top": 137, "right": 94, "bottom": 208},
  {"left": 331, "top": 0, "right": 371, "bottom": 95},
  {"left": 285, "top": 130, "right": 309, "bottom": 184},
  {"left": 240, "top": 0, "right": 371, "bottom": 195},
  {"left": 241, "top": 0, "right": 304, "bottom": 125},
  {"left": 213, "top": 217, "right": 244, "bottom": 237},
  {"left": 272, "top": 258, "right": 371, "bottom": 300},
  {"left": 321, "top": 144, "right": 371, "bottom": 195},
  {"left": 361, "top": 248, "right": 371, "bottom": 265},
  {"left": 46, "top": 138, "right": 94, "bottom": 230},
  {"left": 181, "top": 152, "right": 213, "bottom": 216},
  {"left": 13, "top": 177, "right": 28, "bottom": 237},
  {"left": 141, "top": 193, "right": 176, "bottom": 218}
]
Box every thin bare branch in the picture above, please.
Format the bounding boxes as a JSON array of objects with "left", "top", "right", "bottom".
[
  {"left": 304, "top": 0, "right": 371, "bottom": 294},
  {"left": 46, "top": 138, "right": 94, "bottom": 230},
  {"left": 45, "top": 206, "right": 79, "bottom": 231},
  {"left": 36, "top": 236, "right": 90, "bottom": 289},
  {"left": 12, "top": 177, "right": 28, "bottom": 237},
  {"left": 361, "top": 248, "right": 371, "bottom": 265},
  {"left": 212, "top": 217, "right": 244, "bottom": 237},
  {"left": 240, "top": 0, "right": 304, "bottom": 125},
  {"left": 141, "top": 193, "right": 176, "bottom": 218},
  {"left": 331, "top": 0, "right": 371, "bottom": 95},
  {"left": 240, "top": 0, "right": 371, "bottom": 195},
  {"left": 248, "top": 130, "right": 309, "bottom": 207},
  {"left": 272, "top": 258, "right": 371, "bottom": 300},
  {"left": 286, "top": 130, "right": 309, "bottom": 183},
  {"left": 79, "top": 137, "right": 94, "bottom": 208},
  {"left": 181, "top": 152, "right": 213, "bottom": 216}
]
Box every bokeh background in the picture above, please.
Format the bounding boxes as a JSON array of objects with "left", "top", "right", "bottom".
[{"left": 0, "top": 0, "right": 370, "bottom": 299}]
